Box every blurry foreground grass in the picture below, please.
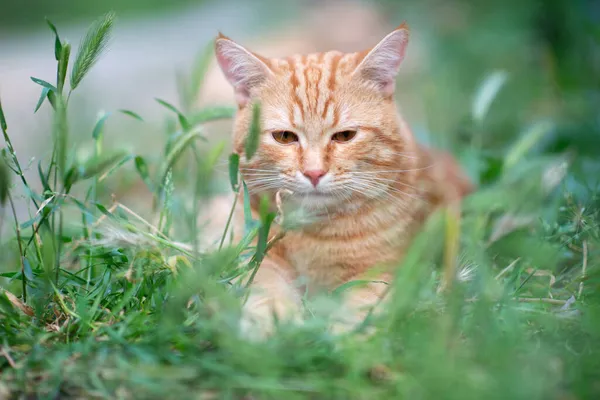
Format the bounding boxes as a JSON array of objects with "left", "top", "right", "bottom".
[{"left": 1, "top": 10, "right": 600, "bottom": 400}]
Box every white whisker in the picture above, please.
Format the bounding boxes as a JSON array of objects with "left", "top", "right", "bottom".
[{"left": 350, "top": 164, "right": 435, "bottom": 174}]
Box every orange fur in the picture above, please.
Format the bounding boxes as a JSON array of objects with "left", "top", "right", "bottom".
[{"left": 211, "top": 23, "right": 473, "bottom": 338}]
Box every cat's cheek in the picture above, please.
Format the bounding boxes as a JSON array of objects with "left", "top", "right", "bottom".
[
  {"left": 264, "top": 144, "right": 300, "bottom": 166},
  {"left": 330, "top": 142, "right": 371, "bottom": 167}
]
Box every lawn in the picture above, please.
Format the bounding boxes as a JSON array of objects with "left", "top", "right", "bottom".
[{"left": 1, "top": 4, "right": 599, "bottom": 399}]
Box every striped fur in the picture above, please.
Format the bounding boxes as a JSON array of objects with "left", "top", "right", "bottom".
[{"left": 213, "top": 24, "right": 473, "bottom": 338}]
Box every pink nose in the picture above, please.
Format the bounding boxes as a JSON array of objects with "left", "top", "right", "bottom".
[{"left": 303, "top": 169, "right": 326, "bottom": 187}]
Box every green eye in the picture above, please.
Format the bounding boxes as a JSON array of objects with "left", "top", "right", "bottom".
[
  {"left": 331, "top": 130, "right": 357, "bottom": 143},
  {"left": 272, "top": 131, "right": 299, "bottom": 144}
]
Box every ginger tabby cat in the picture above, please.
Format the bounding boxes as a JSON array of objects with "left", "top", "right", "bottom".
[{"left": 212, "top": 23, "right": 473, "bottom": 339}]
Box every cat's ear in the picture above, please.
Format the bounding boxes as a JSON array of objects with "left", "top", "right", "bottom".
[
  {"left": 215, "top": 33, "right": 273, "bottom": 107},
  {"left": 352, "top": 23, "right": 410, "bottom": 96}
]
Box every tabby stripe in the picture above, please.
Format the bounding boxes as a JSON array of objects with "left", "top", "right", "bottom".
[{"left": 287, "top": 57, "right": 304, "bottom": 122}]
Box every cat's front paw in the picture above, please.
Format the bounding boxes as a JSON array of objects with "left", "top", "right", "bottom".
[{"left": 239, "top": 295, "right": 302, "bottom": 342}]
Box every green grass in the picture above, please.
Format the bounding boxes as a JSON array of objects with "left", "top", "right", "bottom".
[{"left": 1, "top": 7, "right": 600, "bottom": 399}]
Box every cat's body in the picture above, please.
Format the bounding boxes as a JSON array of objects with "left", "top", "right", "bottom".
[{"left": 210, "top": 24, "right": 472, "bottom": 337}]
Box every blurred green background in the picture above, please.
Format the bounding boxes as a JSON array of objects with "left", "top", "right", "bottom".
[{"left": 0, "top": 0, "right": 200, "bottom": 30}]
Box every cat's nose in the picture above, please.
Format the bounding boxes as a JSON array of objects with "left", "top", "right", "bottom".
[{"left": 303, "top": 169, "right": 326, "bottom": 187}]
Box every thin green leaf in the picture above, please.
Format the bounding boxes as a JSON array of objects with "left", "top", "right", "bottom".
[
  {"left": 70, "top": 11, "right": 115, "bottom": 90},
  {"left": 46, "top": 18, "right": 62, "bottom": 61},
  {"left": 228, "top": 153, "right": 240, "bottom": 191},
  {"left": 23, "top": 259, "right": 34, "bottom": 282},
  {"left": 92, "top": 112, "right": 111, "bottom": 140},
  {"left": 30, "top": 77, "right": 58, "bottom": 92},
  {"left": 0, "top": 157, "right": 10, "bottom": 206},
  {"left": 258, "top": 194, "right": 271, "bottom": 222},
  {"left": 472, "top": 70, "right": 508, "bottom": 123},
  {"left": 255, "top": 197, "right": 275, "bottom": 263},
  {"left": 119, "top": 109, "right": 144, "bottom": 122},
  {"left": 189, "top": 106, "right": 236, "bottom": 126},
  {"left": 242, "top": 181, "right": 254, "bottom": 233},
  {"left": 505, "top": 121, "right": 554, "bottom": 170},
  {"left": 34, "top": 87, "right": 51, "bottom": 113},
  {"left": 219, "top": 192, "right": 240, "bottom": 251},
  {"left": 95, "top": 203, "right": 113, "bottom": 218},
  {"left": 47, "top": 90, "right": 57, "bottom": 109},
  {"left": 53, "top": 96, "right": 68, "bottom": 182},
  {"left": 64, "top": 166, "right": 80, "bottom": 192},
  {"left": 245, "top": 197, "right": 275, "bottom": 289},
  {"left": 155, "top": 98, "right": 180, "bottom": 115},
  {"left": 57, "top": 42, "right": 71, "bottom": 93},
  {"left": 245, "top": 102, "right": 261, "bottom": 160},
  {"left": 20, "top": 214, "right": 42, "bottom": 230},
  {"left": 98, "top": 153, "right": 133, "bottom": 182},
  {"left": 155, "top": 98, "right": 190, "bottom": 131},
  {"left": 78, "top": 150, "right": 130, "bottom": 181},
  {"left": 38, "top": 161, "right": 51, "bottom": 192},
  {"left": 134, "top": 156, "right": 154, "bottom": 191},
  {"left": 0, "top": 151, "right": 18, "bottom": 175},
  {"left": 158, "top": 130, "right": 204, "bottom": 187},
  {"left": 0, "top": 96, "right": 6, "bottom": 131}
]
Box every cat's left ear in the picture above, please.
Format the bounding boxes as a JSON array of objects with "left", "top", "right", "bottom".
[
  {"left": 215, "top": 33, "right": 273, "bottom": 107},
  {"left": 352, "top": 23, "right": 410, "bottom": 96}
]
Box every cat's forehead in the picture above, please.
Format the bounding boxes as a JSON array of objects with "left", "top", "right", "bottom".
[
  {"left": 273, "top": 50, "right": 364, "bottom": 81},
  {"left": 263, "top": 51, "right": 366, "bottom": 132}
]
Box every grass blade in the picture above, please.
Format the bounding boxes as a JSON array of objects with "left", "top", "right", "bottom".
[
  {"left": 38, "top": 161, "right": 51, "bottom": 193},
  {"left": 242, "top": 181, "right": 255, "bottom": 234},
  {"left": 70, "top": 11, "right": 115, "bottom": 90},
  {"left": 472, "top": 70, "right": 508, "bottom": 123},
  {"left": 0, "top": 156, "right": 10, "bottom": 206},
  {"left": 134, "top": 156, "right": 154, "bottom": 191},
  {"left": 57, "top": 42, "right": 71, "bottom": 93},
  {"left": 245, "top": 102, "right": 261, "bottom": 160},
  {"left": 155, "top": 98, "right": 190, "bottom": 131},
  {"left": 0, "top": 96, "right": 7, "bottom": 131},
  {"left": 53, "top": 96, "right": 68, "bottom": 183},
  {"left": 228, "top": 153, "right": 239, "bottom": 191},
  {"left": 505, "top": 121, "right": 554, "bottom": 170},
  {"left": 92, "top": 111, "right": 111, "bottom": 140},
  {"left": 46, "top": 18, "right": 62, "bottom": 61},
  {"left": 119, "top": 109, "right": 144, "bottom": 122},
  {"left": 98, "top": 153, "right": 133, "bottom": 182},
  {"left": 30, "top": 77, "right": 58, "bottom": 92},
  {"left": 34, "top": 87, "right": 51, "bottom": 113},
  {"left": 158, "top": 131, "right": 204, "bottom": 186},
  {"left": 79, "top": 150, "right": 130, "bottom": 180},
  {"left": 188, "top": 106, "right": 235, "bottom": 126}
]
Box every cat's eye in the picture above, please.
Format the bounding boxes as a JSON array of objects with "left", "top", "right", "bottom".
[
  {"left": 272, "top": 131, "right": 299, "bottom": 144},
  {"left": 331, "top": 130, "right": 357, "bottom": 143}
]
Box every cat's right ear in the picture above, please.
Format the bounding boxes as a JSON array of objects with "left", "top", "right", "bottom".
[
  {"left": 215, "top": 33, "right": 273, "bottom": 107},
  {"left": 352, "top": 23, "right": 410, "bottom": 97}
]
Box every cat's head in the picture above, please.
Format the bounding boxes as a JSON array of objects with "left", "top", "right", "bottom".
[{"left": 215, "top": 24, "right": 418, "bottom": 213}]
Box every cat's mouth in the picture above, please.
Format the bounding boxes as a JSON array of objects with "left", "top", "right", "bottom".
[
  {"left": 294, "top": 191, "right": 340, "bottom": 209},
  {"left": 302, "top": 191, "right": 331, "bottom": 197},
  {"left": 280, "top": 188, "right": 339, "bottom": 206},
  {"left": 297, "top": 190, "right": 337, "bottom": 200}
]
